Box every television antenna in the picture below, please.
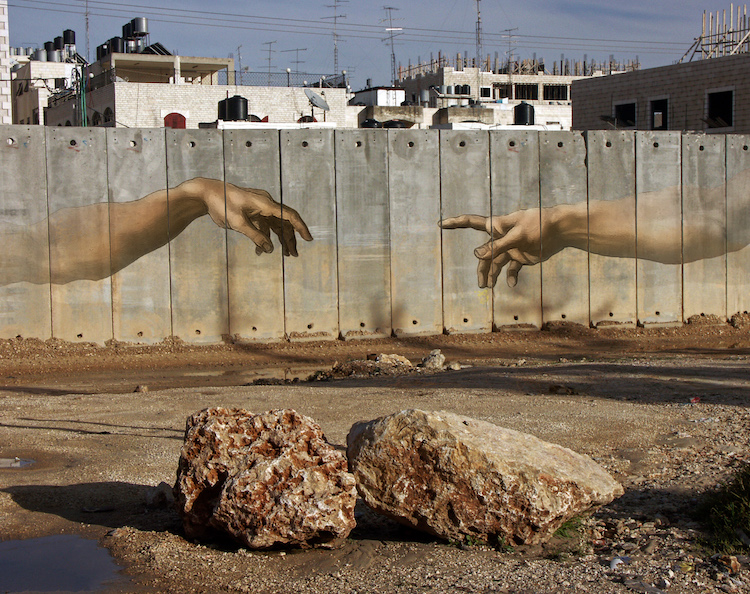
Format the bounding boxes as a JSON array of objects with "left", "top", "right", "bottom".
[{"left": 382, "top": 6, "right": 403, "bottom": 86}]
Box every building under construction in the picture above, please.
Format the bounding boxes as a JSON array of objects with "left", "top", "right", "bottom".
[{"left": 573, "top": 5, "right": 750, "bottom": 133}]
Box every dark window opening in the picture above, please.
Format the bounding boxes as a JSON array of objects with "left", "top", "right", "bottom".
[
  {"left": 651, "top": 99, "right": 668, "bottom": 130},
  {"left": 493, "top": 83, "right": 511, "bottom": 99},
  {"left": 614, "top": 103, "right": 636, "bottom": 128},
  {"left": 707, "top": 90, "right": 733, "bottom": 128},
  {"left": 103, "top": 108, "right": 114, "bottom": 124},
  {"left": 480, "top": 87, "right": 491, "bottom": 98},
  {"left": 515, "top": 84, "right": 538, "bottom": 100},
  {"left": 543, "top": 85, "right": 568, "bottom": 101}
]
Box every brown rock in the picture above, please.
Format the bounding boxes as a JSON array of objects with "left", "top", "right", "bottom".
[
  {"left": 347, "top": 409, "right": 623, "bottom": 546},
  {"left": 174, "top": 407, "right": 356, "bottom": 549}
]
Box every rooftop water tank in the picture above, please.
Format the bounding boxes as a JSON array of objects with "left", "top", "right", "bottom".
[
  {"left": 514, "top": 101, "right": 535, "bottom": 125},
  {"left": 218, "top": 96, "right": 248, "bottom": 121},
  {"left": 63, "top": 29, "right": 76, "bottom": 45}
]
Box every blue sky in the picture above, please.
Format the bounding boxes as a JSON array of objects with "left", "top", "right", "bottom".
[{"left": 6, "top": 0, "right": 742, "bottom": 88}]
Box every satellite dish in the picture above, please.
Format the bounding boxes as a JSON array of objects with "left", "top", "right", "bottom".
[{"left": 304, "top": 88, "right": 330, "bottom": 111}]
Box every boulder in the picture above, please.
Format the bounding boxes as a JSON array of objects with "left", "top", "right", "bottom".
[
  {"left": 174, "top": 407, "right": 357, "bottom": 549},
  {"left": 347, "top": 409, "right": 623, "bottom": 546},
  {"left": 420, "top": 349, "right": 446, "bottom": 370}
]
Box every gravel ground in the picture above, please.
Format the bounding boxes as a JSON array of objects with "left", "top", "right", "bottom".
[{"left": 0, "top": 327, "right": 749, "bottom": 593}]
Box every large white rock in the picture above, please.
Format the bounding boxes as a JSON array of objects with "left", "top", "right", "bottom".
[
  {"left": 347, "top": 409, "right": 623, "bottom": 545},
  {"left": 174, "top": 408, "right": 357, "bottom": 549}
]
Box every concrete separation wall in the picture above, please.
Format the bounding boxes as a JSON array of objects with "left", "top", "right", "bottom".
[{"left": 1, "top": 125, "right": 748, "bottom": 344}]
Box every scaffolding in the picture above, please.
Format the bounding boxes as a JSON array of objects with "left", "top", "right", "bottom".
[{"left": 681, "top": 4, "right": 750, "bottom": 61}]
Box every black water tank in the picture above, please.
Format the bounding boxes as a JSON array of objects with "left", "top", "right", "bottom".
[
  {"left": 218, "top": 96, "right": 248, "bottom": 121},
  {"left": 63, "top": 29, "right": 76, "bottom": 45},
  {"left": 54, "top": 36, "right": 64, "bottom": 51},
  {"left": 514, "top": 101, "right": 535, "bottom": 125},
  {"left": 44, "top": 41, "right": 55, "bottom": 53},
  {"left": 109, "top": 37, "right": 125, "bottom": 53},
  {"left": 123, "top": 21, "right": 134, "bottom": 39},
  {"left": 360, "top": 118, "right": 382, "bottom": 128}
]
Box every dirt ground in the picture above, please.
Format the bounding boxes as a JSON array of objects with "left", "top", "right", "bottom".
[{"left": 1, "top": 321, "right": 749, "bottom": 593}]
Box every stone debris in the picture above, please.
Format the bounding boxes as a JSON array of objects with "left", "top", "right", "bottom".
[
  {"left": 307, "top": 353, "right": 415, "bottom": 380},
  {"left": 346, "top": 409, "right": 623, "bottom": 546},
  {"left": 419, "top": 349, "right": 446, "bottom": 370},
  {"left": 145, "top": 481, "right": 174, "bottom": 509},
  {"left": 173, "top": 407, "right": 357, "bottom": 549}
]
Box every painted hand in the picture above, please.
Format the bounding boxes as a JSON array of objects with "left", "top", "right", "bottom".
[
  {"left": 440, "top": 208, "right": 565, "bottom": 288},
  {"left": 206, "top": 182, "right": 313, "bottom": 256}
]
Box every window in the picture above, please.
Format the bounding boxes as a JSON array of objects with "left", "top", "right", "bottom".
[
  {"left": 706, "top": 89, "right": 733, "bottom": 129},
  {"left": 493, "top": 83, "right": 511, "bottom": 99},
  {"left": 650, "top": 98, "right": 668, "bottom": 130},
  {"left": 614, "top": 102, "right": 636, "bottom": 128},
  {"left": 515, "top": 84, "right": 538, "bottom": 100},
  {"left": 480, "top": 87, "right": 491, "bottom": 98},
  {"left": 103, "top": 108, "right": 114, "bottom": 124},
  {"left": 543, "top": 85, "right": 568, "bottom": 101},
  {"left": 164, "top": 112, "right": 186, "bottom": 129}
]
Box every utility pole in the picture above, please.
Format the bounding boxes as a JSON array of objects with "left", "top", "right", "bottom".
[
  {"left": 323, "top": 0, "right": 347, "bottom": 76},
  {"left": 85, "top": 0, "right": 90, "bottom": 62},
  {"left": 263, "top": 40, "right": 276, "bottom": 86},
  {"left": 475, "top": 0, "right": 482, "bottom": 68},
  {"left": 383, "top": 6, "right": 402, "bottom": 86}
]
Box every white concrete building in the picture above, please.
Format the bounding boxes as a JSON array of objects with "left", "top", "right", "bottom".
[
  {"left": 11, "top": 59, "right": 78, "bottom": 125},
  {"left": 45, "top": 52, "right": 353, "bottom": 128}
]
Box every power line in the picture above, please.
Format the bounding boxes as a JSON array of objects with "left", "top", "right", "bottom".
[{"left": 8, "top": 0, "right": 687, "bottom": 50}]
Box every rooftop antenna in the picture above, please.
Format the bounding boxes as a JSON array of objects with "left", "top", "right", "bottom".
[
  {"left": 322, "top": 0, "right": 348, "bottom": 76},
  {"left": 236, "top": 44, "right": 243, "bottom": 83},
  {"left": 281, "top": 47, "right": 307, "bottom": 73},
  {"left": 263, "top": 40, "right": 276, "bottom": 86},
  {"left": 382, "top": 6, "right": 402, "bottom": 86}
]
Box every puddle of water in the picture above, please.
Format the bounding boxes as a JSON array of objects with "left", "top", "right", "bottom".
[
  {"left": 0, "top": 534, "right": 126, "bottom": 592},
  {"left": 0, "top": 457, "right": 35, "bottom": 468}
]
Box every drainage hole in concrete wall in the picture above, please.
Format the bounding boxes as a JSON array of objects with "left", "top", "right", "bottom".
[
  {"left": 412, "top": 319, "right": 418, "bottom": 325},
  {"left": 653, "top": 142, "right": 659, "bottom": 148},
  {"left": 195, "top": 329, "right": 201, "bottom": 335},
  {"left": 408, "top": 141, "right": 414, "bottom": 148},
  {"left": 360, "top": 322, "right": 366, "bottom": 328},
  {"left": 744, "top": 145, "right": 749, "bottom": 151},
  {"left": 307, "top": 323, "right": 314, "bottom": 329},
  {"left": 137, "top": 331, "right": 143, "bottom": 337},
  {"left": 70, "top": 139, "right": 77, "bottom": 146},
  {"left": 246, "top": 141, "right": 252, "bottom": 147},
  {"left": 129, "top": 140, "right": 137, "bottom": 148},
  {"left": 655, "top": 311, "right": 660, "bottom": 316},
  {"left": 509, "top": 141, "right": 516, "bottom": 147},
  {"left": 609, "top": 312, "right": 614, "bottom": 317},
  {"left": 6, "top": 137, "right": 16, "bottom": 146},
  {"left": 459, "top": 141, "right": 466, "bottom": 147},
  {"left": 252, "top": 326, "right": 257, "bottom": 332},
  {"left": 463, "top": 317, "right": 469, "bottom": 323},
  {"left": 77, "top": 333, "right": 83, "bottom": 338},
  {"left": 557, "top": 142, "right": 564, "bottom": 148},
  {"left": 356, "top": 141, "right": 362, "bottom": 147},
  {"left": 514, "top": 315, "right": 519, "bottom": 321},
  {"left": 188, "top": 141, "right": 196, "bottom": 148},
  {"left": 302, "top": 141, "right": 309, "bottom": 147},
  {"left": 561, "top": 314, "right": 566, "bottom": 319},
  {"left": 699, "top": 145, "right": 705, "bottom": 151},
  {"left": 606, "top": 141, "right": 612, "bottom": 148}
]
